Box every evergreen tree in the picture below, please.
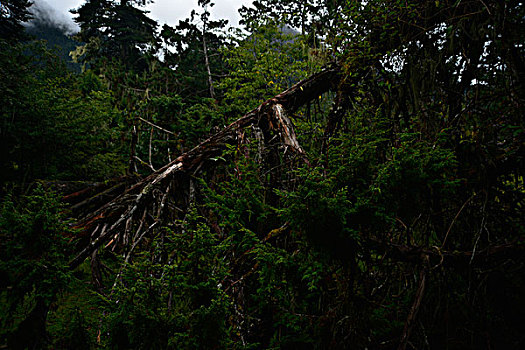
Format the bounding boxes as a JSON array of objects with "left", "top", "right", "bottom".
[
  {"left": 72, "top": 0, "right": 157, "bottom": 71},
  {"left": 0, "top": 0, "right": 32, "bottom": 41},
  {"left": 161, "top": 0, "right": 228, "bottom": 101},
  {"left": 0, "top": 187, "right": 74, "bottom": 349}
]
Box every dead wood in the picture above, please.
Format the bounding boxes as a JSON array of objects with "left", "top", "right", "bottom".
[
  {"left": 138, "top": 116, "right": 176, "bottom": 136},
  {"left": 68, "top": 64, "right": 341, "bottom": 269}
]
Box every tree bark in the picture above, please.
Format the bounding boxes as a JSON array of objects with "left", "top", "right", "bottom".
[{"left": 202, "top": 26, "right": 215, "bottom": 99}]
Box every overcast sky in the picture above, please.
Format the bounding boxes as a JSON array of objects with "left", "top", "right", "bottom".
[{"left": 40, "top": 0, "right": 252, "bottom": 32}]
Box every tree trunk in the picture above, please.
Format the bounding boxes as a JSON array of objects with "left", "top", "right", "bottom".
[
  {"left": 202, "top": 23, "right": 215, "bottom": 99},
  {"left": 69, "top": 63, "right": 341, "bottom": 269}
]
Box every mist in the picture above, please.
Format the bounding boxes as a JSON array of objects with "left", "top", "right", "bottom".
[{"left": 26, "top": 0, "right": 79, "bottom": 35}]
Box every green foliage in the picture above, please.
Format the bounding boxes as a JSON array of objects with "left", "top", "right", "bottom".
[
  {"left": 0, "top": 0, "right": 32, "bottom": 41},
  {"left": 37, "top": 77, "right": 128, "bottom": 180},
  {"left": 72, "top": 0, "right": 158, "bottom": 72},
  {"left": 219, "top": 22, "right": 312, "bottom": 121},
  {"left": 25, "top": 17, "right": 82, "bottom": 72},
  {"left": 0, "top": 185, "right": 74, "bottom": 348},
  {"left": 103, "top": 210, "right": 231, "bottom": 349},
  {"left": 0, "top": 0, "right": 523, "bottom": 348},
  {"left": 0, "top": 41, "right": 128, "bottom": 184},
  {"left": 202, "top": 143, "right": 274, "bottom": 236},
  {"left": 160, "top": 1, "right": 228, "bottom": 101}
]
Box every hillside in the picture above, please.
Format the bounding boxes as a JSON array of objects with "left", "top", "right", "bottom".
[
  {"left": 25, "top": 14, "right": 81, "bottom": 72},
  {"left": 1, "top": 1, "right": 524, "bottom": 349}
]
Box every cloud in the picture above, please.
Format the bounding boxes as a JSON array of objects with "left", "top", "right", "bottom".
[
  {"left": 148, "top": 0, "right": 249, "bottom": 28},
  {"left": 27, "top": 0, "right": 79, "bottom": 35},
  {"left": 25, "top": 0, "right": 250, "bottom": 36}
]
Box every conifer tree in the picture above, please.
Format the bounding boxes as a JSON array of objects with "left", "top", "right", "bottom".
[
  {"left": 72, "top": 0, "right": 157, "bottom": 71},
  {"left": 0, "top": 0, "right": 32, "bottom": 41}
]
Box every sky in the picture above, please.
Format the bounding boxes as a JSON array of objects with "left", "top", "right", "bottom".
[{"left": 38, "top": 0, "right": 252, "bottom": 32}]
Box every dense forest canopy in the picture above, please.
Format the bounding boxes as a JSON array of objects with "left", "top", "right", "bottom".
[{"left": 1, "top": 0, "right": 524, "bottom": 349}]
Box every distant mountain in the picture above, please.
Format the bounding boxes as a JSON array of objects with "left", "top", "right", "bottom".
[
  {"left": 279, "top": 24, "right": 300, "bottom": 36},
  {"left": 25, "top": 21, "right": 81, "bottom": 73}
]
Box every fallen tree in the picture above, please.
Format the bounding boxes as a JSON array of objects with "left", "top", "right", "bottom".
[{"left": 69, "top": 63, "right": 342, "bottom": 269}]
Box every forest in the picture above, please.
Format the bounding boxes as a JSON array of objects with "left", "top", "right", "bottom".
[{"left": 0, "top": 0, "right": 524, "bottom": 349}]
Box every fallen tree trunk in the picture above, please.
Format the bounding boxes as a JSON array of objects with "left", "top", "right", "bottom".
[{"left": 69, "top": 64, "right": 341, "bottom": 269}]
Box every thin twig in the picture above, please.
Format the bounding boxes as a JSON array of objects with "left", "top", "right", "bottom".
[
  {"left": 441, "top": 193, "right": 475, "bottom": 249},
  {"left": 110, "top": 221, "right": 159, "bottom": 294},
  {"left": 134, "top": 155, "right": 156, "bottom": 172},
  {"left": 148, "top": 126, "right": 156, "bottom": 171},
  {"left": 398, "top": 264, "right": 427, "bottom": 350},
  {"left": 470, "top": 192, "right": 488, "bottom": 265},
  {"left": 138, "top": 117, "right": 176, "bottom": 135}
]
